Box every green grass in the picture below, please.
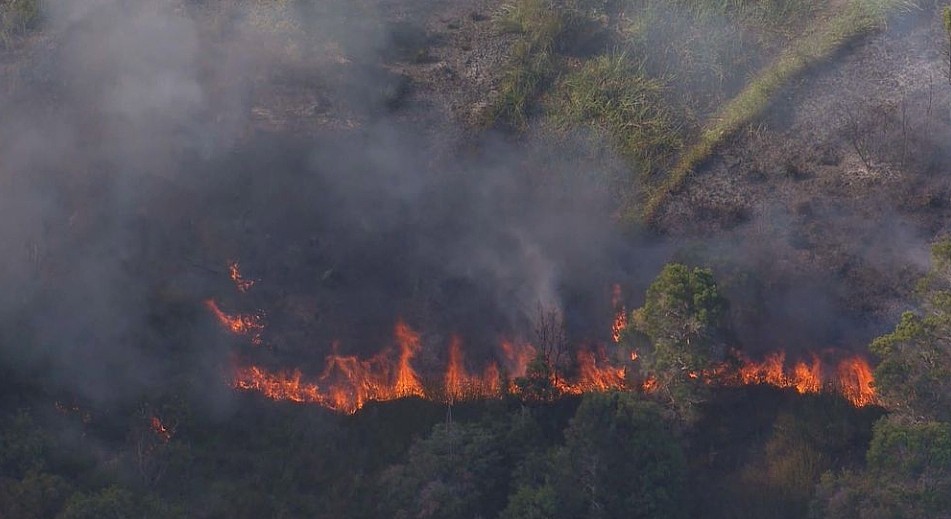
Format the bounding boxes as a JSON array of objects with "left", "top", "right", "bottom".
[
  {"left": 489, "top": 0, "right": 571, "bottom": 127},
  {"left": 548, "top": 54, "right": 682, "bottom": 176},
  {"left": 641, "top": 0, "right": 917, "bottom": 224},
  {"left": 488, "top": 0, "right": 613, "bottom": 127}
]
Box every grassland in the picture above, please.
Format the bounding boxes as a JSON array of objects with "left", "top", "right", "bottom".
[
  {"left": 641, "top": 0, "right": 920, "bottom": 223},
  {"left": 488, "top": 0, "right": 919, "bottom": 225}
]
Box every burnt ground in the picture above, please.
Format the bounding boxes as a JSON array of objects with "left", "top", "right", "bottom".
[
  {"left": 656, "top": 7, "right": 951, "bottom": 351},
  {"left": 244, "top": 0, "right": 514, "bottom": 142}
]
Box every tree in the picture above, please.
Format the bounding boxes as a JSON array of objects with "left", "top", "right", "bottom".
[
  {"left": 502, "top": 393, "right": 687, "bottom": 519},
  {"left": 514, "top": 353, "right": 560, "bottom": 402},
  {"left": 869, "top": 239, "right": 951, "bottom": 421},
  {"left": 812, "top": 240, "right": 951, "bottom": 518},
  {"left": 515, "top": 306, "right": 569, "bottom": 402},
  {"left": 627, "top": 263, "right": 726, "bottom": 417},
  {"left": 376, "top": 422, "right": 509, "bottom": 519},
  {"left": 812, "top": 417, "right": 951, "bottom": 519}
]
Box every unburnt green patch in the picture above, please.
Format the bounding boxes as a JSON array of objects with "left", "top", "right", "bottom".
[{"left": 547, "top": 54, "right": 682, "bottom": 178}]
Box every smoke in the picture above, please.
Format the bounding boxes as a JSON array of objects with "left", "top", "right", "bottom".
[
  {"left": 0, "top": 0, "right": 642, "bottom": 407},
  {"left": 1, "top": 0, "right": 945, "bottom": 410}
]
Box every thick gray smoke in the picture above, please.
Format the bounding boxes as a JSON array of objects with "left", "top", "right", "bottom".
[{"left": 0, "top": 0, "right": 648, "bottom": 406}]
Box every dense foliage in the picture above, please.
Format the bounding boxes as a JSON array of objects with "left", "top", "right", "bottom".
[
  {"left": 811, "top": 240, "right": 951, "bottom": 519},
  {"left": 627, "top": 263, "right": 727, "bottom": 418}
]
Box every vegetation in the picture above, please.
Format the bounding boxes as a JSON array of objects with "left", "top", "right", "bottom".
[
  {"left": 0, "top": 261, "right": 897, "bottom": 519},
  {"left": 486, "top": 0, "right": 919, "bottom": 223},
  {"left": 642, "top": 0, "right": 916, "bottom": 222},
  {"left": 628, "top": 263, "right": 727, "bottom": 418},
  {"left": 502, "top": 393, "right": 687, "bottom": 519},
  {"left": 811, "top": 240, "right": 951, "bottom": 518},
  {"left": 490, "top": 0, "right": 610, "bottom": 127},
  {"left": 3, "top": 1, "right": 951, "bottom": 518},
  {"left": 547, "top": 54, "right": 682, "bottom": 178},
  {"left": 0, "top": 0, "right": 38, "bottom": 47}
]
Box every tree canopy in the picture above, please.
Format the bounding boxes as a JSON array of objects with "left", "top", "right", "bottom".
[{"left": 627, "top": 263, "right": 727, "bottom": 417}]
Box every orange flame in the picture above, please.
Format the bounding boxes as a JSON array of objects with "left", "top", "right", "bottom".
[
  {"left": 393, "top": 321, "right": 425, "bottom": 399},
  {"left": 206, "top": 299, "right": 264, "bottom": 345},
  {"left": 611, "top": 284, "right": 627, "bottom": 343},
  {"left": 209, "top": 275, "right": 878, "bottom": 412},
  {"left": 445, "top": 336, "right": 501, "bottom": 402},
  {"left": 835, "top": 356, "right": 876, "bottom": 407},
  {"left": 228, "top": 260, "right": 255, "bottom": 293},
  {"left": 233, "top": 321, "right": 433, "bottom": 413},
  {"left": 571, "top": 347, "right": 627, "bottom": 393},
  {"left": 500, "top": 339, "right": 537, "bottom": 378},
  {"left": 150, "top": 416, "right": 172, "bottom": 443},
  {"left": 722, "top": 352, "right": 876, "bottom": 407}
]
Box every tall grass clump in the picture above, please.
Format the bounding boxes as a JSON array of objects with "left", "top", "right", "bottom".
[
  {"left": 490, "top": 0, "right": 568, "bottom": 127},
  {"left": 548, "top": 53, "right": 682, "bottom": 176},
  {"left": 489, "top": 0, "right": 610, "bottom": 127}
]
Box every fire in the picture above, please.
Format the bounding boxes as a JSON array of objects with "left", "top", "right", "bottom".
[
  {"left": 235, "top": 365, "right": 322, "bottom": 404},
  {"left": 228, "top": 260, "right": 255, "bottom": 293},
  {"left": 150, "top": 416, "right": 172, "bottom": 443},
  {"left": 234, "top": 321, "right": 433, "bottom": 413},
  {"left": 500, "top": 339, "right": 536, "bottom": 378},
  {"left": 836, "top": 356, "right": 876, "bottom": 407},
  {"left": 392, "top": 321, "right": 426, "bottom": 399},
  {"left": 445, "top": 336, "right": 501, "bottom": 402},
  {"left": 208, "top": 272, "right": 879, "bottom": 413},
  {"left": 570, "top": 347, "right": 627, "bottom": 393},
  {"left": 228, "top": 321, "right": 636, "bottom": 413},
  {"left": 205, "top": 299, "right": 264, "bottom": 345},
  {"left": 722, "top": 352, "right": 876, "bottom": 407},
  {"left": 611, "top": 284, "right": 627, "bottom": 343}
]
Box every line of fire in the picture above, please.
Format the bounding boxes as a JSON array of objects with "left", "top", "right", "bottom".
[{"left": 208, "top": 263, "right": 877, "bottom": 415}]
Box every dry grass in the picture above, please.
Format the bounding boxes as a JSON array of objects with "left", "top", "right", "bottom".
[{"left": 642, "top": 0, "right": 918, "bottom": 224}]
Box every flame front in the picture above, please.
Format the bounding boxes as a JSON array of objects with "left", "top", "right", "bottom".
[
  {"left": 836, "top": 356, "right": 876, "bottom": 407},
  {"left": 393, "top": 321, "right": 425, "bottom": 399},
  {"left": 208, "top": 274, "right": 878, "bottom": 413},
  {"left": 721, "top": 352, "right": 875, "bottom": 407},
  {"left": 445, "top": 336, "right": 501, "bottom": 402}
]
